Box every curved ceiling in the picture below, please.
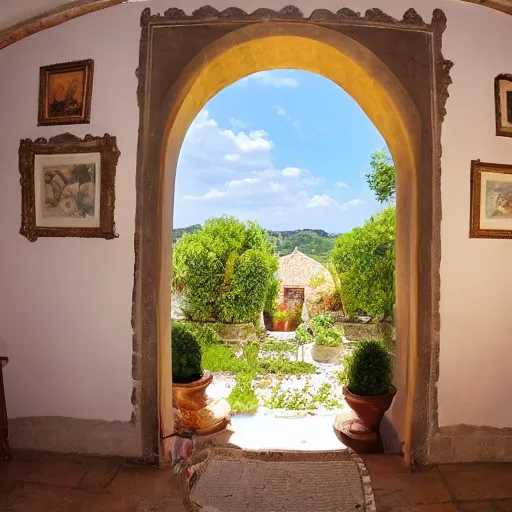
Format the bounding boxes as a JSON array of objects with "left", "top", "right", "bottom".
[{"left": 0, "top": 0, "right": 511, "bottom": 51}]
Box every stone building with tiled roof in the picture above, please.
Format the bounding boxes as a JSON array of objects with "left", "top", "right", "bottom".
[{"left": 277, "top": 247, "right": 335, "bottom": 307}]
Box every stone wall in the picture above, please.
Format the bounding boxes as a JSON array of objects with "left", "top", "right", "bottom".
[{"left": 278, "top": 248, "right": 334, "bottom": 304}]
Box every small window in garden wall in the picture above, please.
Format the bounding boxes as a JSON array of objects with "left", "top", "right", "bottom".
[{"left": 171, "top": 70, "right": 397, "bottom": 450}]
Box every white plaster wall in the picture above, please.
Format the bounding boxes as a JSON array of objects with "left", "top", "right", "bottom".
[{"left": 0, "top": 0, "right": 511, "bottom": 432}]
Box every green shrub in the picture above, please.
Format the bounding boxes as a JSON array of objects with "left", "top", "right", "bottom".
[
  {"left": 172, "top": 321, "right": 203, "bottom": 383},
  {"left": 183, "top": 322, "right": 220, "bottom": 346},
  {"left": 201, "top": 343, "right": 247, "bottom": 373},
  {"left": 338, "top": 340, "right": 393, "bottom": 396},
  {"left": 315, "top": 327, "right": 343, "bottom": 347},
  {"left": 173, "top": 216, "right": 278, "bottom": 324},
  {"left": 295, "top": 323, "right": 313, "bottom": 345},
  {"left": 310, "top": 314, "right": 334, "bottom": 332},
  {"left": 227, "top": 373, "right": 259, "bottom": 413},
  {"left": 259, "top": 357, "right": 316, "bottom": 375}
]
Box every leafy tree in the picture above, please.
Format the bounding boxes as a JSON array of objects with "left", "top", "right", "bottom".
[
  {"left": 365, "top": 149, "right": 395, "bottom": 203},
  {"left": 172, "top": 216, "right": 279, "bottom": 323},
  {"left": 330, "top": 206, "right": 396, "bottom": 318}
]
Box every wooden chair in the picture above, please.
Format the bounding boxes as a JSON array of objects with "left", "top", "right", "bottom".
[{"left": 0, "top": 357, "right": 10, "bottom": 461}]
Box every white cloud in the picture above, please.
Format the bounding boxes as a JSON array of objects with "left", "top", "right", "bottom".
[
  {"left": 226, "top": 178, "right": 259, "bottom": 188},
  {"left": 184, "top": 188, "right": 228, "bottom": 201},
  {"left": 307, "top": 195, "right": 339, "bottom": 208},
  {"left": 336, "top": 181, "right": 349, "bottom": 189},
  {"left": 239, "top": 72, "right": 299, "bottom": 88},
  {"left": 274, "top": 105, "right": 302, "bottom": 131},
  {"left": 224, "top": 129, "right": 273, "bottom": 153},
  {"left": 175, "top": 109, "right": 371, "bottom": 231},
  {"left": 341, "top": 198, "right": 365, "bottom": 210},
  {"left": 282, "top": 167, "right": 302, "bottom": 177},
  {"left": 275, "top": 106, "right": 287, "bottom": 116},
  {"left": 230, "top": 118, "right": 249, "bottom": 129}
]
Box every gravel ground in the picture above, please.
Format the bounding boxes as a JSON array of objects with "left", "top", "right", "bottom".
[{"left": 207, "top": 332, "right": 356, "bottom": 418}]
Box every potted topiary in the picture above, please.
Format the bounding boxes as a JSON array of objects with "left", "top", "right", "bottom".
[
  {"left": 172, "top": 321, "right": 230, "bottom": 435},
  {"left": 335, "top": 340, "right": 395, "bottom": 453}
]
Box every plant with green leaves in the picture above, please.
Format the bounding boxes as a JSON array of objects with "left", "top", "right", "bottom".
[
  {"left": 309, "top": 314, "right": 334, "bottom": 332},
  {"left": 338, "top": 340, "right": 393, "bottom": 396},
  {"left": 295, "top": 323, "right": 313, "bottom": 345},
  {"left": 227, "top": 372, "right": 259, "bottom": 413},
  {"left": 330, "top": 206, "right": 396, "bottom": 318},
  {"left": 171, "top": 321, "right": 203, "bottom": 383},
  {"left": 365, "top": 149, "right": 396, "bottom": 204},
  {"left": 315, "top": 326, "right": 343, "bottom": 347},
  {"left": 173, "top": 216, "right": 279, "bottom": 323}
]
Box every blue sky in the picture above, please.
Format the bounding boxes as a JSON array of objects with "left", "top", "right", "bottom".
[{"left": 174, "top": 70, "right": 389, "bottom": 234}]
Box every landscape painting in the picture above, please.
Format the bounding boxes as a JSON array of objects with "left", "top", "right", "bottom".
[
  {"left": 38, "top": 60, "right": 94, "bottom": 126},
  {"left": 470, "top": 160, "right": 512, "bottom": 238}
]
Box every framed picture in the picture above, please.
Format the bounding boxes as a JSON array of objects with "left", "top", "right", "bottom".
[
  {"left": 470, "top": 160, "right": 512, "bottom": 239},
  {"left": 494, "top": 74, "right": 512, "bottom": 137},
  {"left": 38, "top": 59, "right": 94, "bottom": 126},
  {"left": 19, "top": 133, "right": 120, "bottom": 241}
]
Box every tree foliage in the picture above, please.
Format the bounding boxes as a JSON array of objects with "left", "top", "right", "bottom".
[
  {"left": 365, "top": 149, "right": 396, "bottom": 204},
  {"left": 330, "top": 206, "right": 396, "bottom": 318},
  {"left": 174, "top": 226, "right": 336, "bottom": 265},
  {"left": 172, "top": 216, "right": 279, "bottom": 323}
]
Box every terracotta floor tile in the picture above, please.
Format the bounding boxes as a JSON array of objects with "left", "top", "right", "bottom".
[
  {"left": 456, "top": 501, "right": 499, "bottom": 511},
  {"left": 107, "top": 464, "right": 176, "bottom": 499},
  {"left": 371, "top": 470, "right": 451, "bottom": 507},
  {"left": 79, "top": 457, "right": 122, "bottom": 491},
  {"left": 494, "top": 499, "right": 512, "bottom": 511},
  {"left": 440, "top": 464, "right": 512, "bottom": 501},
  {"left": 377, "top": 505, "right": 458, "bottom": 512},
  {"left": 4, "top": 458, "right": 89, "bottom": 487},
  {"left": 1, "top": 483, "right": 144, "bottom": 512},
  {"left": 362, "top": 454, "right": 409, "bottom": 474}
]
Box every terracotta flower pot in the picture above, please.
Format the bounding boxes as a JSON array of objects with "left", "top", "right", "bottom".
[
  {"left": 172, "top": 371, "right": 230, "bottom": 435},
  {"left": 342, "top": 385, "right": 397, "bottom": 431},
  {"left": 273, "top": 319, "right": 285, "bottom": 331}
]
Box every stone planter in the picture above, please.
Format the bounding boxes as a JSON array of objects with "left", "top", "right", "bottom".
[
  {"left": 311, "top": 343, "right": 342, "bottom": 363},
  {"left": 172, "top": 371, "right": 231, "bottom": 435},
  {"left": 208, "top": 322, "right": 256, "bottom": 344}
]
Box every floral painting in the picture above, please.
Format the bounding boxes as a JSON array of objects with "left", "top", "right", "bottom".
[
  {"left": 470, "top": 160, "right": 512, "bottom": 239},
  {"left": 43, "top": 163, "right": 96, "bottom": 219},
  {"left": 19, "top": 133, "right": 119, "bottom": 242},
  {"left": 485, "top": 180, "right": 512, "bottom": 219}
]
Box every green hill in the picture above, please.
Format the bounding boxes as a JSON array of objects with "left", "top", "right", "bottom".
[{"left": 173, "top": 225, "right": 337, "bottom": 265}]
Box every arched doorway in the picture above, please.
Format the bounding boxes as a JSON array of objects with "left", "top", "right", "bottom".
[{"left": 133, "top": 6, "right": 450, "bottom": 465}]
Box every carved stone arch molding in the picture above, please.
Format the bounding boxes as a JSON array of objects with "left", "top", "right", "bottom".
[{"left": 133, "top": 5, "right": 452, "bottom": 465}]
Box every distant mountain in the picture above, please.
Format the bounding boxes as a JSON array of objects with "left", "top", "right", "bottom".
[{"left": 173, "top": 225, "right": 337, "bottom": 265}]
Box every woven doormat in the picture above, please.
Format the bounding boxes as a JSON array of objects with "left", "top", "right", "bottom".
[{"left": 189, "top": 448, "right": 375, "bottom": 511}]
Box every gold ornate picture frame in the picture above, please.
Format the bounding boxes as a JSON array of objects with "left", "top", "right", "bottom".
[
  {"left": 38, "top": 59, "right": 94, "bottom": 126},
  {"left": 494, "top": 74, "right": 512, "bottom": 138},
  {"left": 470, "top": 159, "right": 512, "bottom": 239},
  {"left": 19, "top": 133, "right": 119, "bottom": 242}
]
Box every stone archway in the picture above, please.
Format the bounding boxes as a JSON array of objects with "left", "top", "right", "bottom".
[{"left": 133, "top": 6, "right": 451, "bottom": 465}]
